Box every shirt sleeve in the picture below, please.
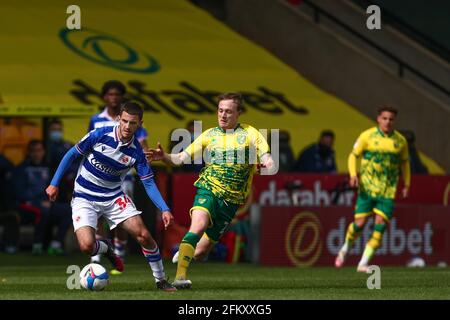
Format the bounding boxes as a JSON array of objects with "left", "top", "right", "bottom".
[
  {"left": 50, "top": 147, "right": 82, "bottom": 186},
  {"left": 400, "top": 138, "right": 410, "bottom": 162},
  {"left": 251, "top": 127, "right": 270, "bottom": 158},
  {"left": 135, "top": 149, "right": 154, "bottom": 181},
  {"left": 351, "top": 132, "right": 367, "bottom": 157},
  {"left": 135, "top": 149, "right": 169, "bottom": 212},
  {"left": 75, "top": 128, "right": 102, "bottom": 156},
  {"left": 141, "top": 178, "right": 170, "bottom": 212},
  {"left": 184, "top": 129, "right": 209, "bottom": 160}
]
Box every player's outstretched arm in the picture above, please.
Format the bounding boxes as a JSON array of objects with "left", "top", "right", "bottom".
[
  {"left": 348, "top": 153, "right": 359, "bottom": 188},
  {"left": 144, "top": 142, "right": 189, "bottom": 166},
  {"left": 141, "top": 177, "right": 174, "bottom": 229},
  {"left": 46, "top": 146, "right": 82, "bottom": 202},
  {"left": 401, "top": 159, "right": 411, "bottom": 198}
]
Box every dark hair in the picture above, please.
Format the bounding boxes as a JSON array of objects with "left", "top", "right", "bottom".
[
  {"left": 101, "top": 80, "right": 126, "bottom": 96},
  {"left": 28, "top": 139, "right": 43, "bottom": 149},
  {"left": 378, "top": 105, "right": 398, "bottom": 116},
  {"left": 49, "top": 118, "right": 63, "bottom": 127},
  {"left": 218, "top": 93, "right": 244, "bottom": 111},
  {"left": 120, "top": 102, "right": 143, "bottom": 120},
  {"left": 320, "top": 130, "right": 335, "bottom": 139}
]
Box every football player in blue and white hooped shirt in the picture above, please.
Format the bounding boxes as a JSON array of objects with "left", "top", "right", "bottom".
[
  {"left": 88, "top": 80, "right": 147, "bottom": 270},
  {"left": 46, "top": 102, "right": 176, "bottom": 291}
]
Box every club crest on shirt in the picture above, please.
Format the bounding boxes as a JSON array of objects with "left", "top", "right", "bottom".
[
  {"left": 237, "top": 135, "right": 246, "bottom": 145},
  {"left": 120, "top": 156, "right": 130, "bottom": 164}
]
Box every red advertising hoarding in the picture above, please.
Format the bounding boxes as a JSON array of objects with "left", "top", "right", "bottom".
[
  {"left": 171, "top": 173, "right": 450, "bottom": 227},
  {"left": 259, "top": 206, "right": 450, "bottom": 267}
]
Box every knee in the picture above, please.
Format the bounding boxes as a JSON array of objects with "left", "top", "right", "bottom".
[
  {"left": 189, "top": 221, "right": 208, "bottom": 235},
  {"left": 375, "top": 216, "right": 387, "bottom": 225},
  {"left": 79, "top": 241, "right": 95, "bottom": 255},
  {"left": 136, "top": 229, "right": 152, "bottom": 246},
  {"left": 354, "top": 218, "right": 366, "bottom": 229}
]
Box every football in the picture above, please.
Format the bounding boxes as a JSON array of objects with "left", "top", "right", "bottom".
[{"left": 80, "top": 263, "right": 109, "bottom": 291}]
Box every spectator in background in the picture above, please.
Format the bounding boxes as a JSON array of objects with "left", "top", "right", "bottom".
[
  {"left": 293, "top": 130, "right": 337, "bottom": 173},
  {"left": 399, "top": 130, "right": 428, "bottom": 174},
  {"left": 12, "top": 140, "right": 71, "bottom": 255},
  {"left": 278, "top": 130, "right": 295, "bottom": 172},
  {"left": 0, "top": 154, "right": 17, "bottom": 253}
]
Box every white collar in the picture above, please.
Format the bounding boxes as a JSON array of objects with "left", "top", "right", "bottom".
[{"left": 113, "top": 125, "right": 134, "bottom": 147}]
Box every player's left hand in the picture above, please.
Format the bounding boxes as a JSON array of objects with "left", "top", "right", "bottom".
[
  {"left": 401, "top": 186, "right": 409, "bottom": 198},
  {"left": 161, "top": 211, "right": 174, "bottom": 229}
]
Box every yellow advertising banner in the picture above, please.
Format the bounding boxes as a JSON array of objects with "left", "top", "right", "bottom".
[{"left": 0, "top": 0, "right": 443, "bottom": 173}]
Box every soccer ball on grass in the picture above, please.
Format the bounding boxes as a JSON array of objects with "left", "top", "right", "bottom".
[{"left": 80, "top": 263, "right": 109, "bottom": 291}]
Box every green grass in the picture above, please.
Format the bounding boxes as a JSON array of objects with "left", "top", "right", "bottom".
[{"left": 0, "top": 253, "right": 449, "bottom": 299}]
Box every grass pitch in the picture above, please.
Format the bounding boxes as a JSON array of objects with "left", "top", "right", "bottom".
[{"left": 0, "top": 253, "right": 449, "bottom": 300}]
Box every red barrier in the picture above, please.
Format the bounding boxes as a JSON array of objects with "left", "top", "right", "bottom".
[
  {"left": 259, "top": 206, "right": 450, "bottom": 267},
  {"left": 171, "top": 174, "right": 450, "bottom": 227}
]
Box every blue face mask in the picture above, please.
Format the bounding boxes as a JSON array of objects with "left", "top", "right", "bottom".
[{"left": 49, "top": 131, "right": 63, "bottom": 142}]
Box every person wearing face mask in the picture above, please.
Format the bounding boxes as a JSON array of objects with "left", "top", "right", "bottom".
[
  {"left": 48, "top": 118, "right": 75, "bottom": 175},
  {"left": 292, "top": 130, "right": 337, "bottom": 173}
]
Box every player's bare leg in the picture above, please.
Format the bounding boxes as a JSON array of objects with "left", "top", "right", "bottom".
[
  {"left": 335, "top": 216, "right": 367, "bottom": 268},
  {"left": 357, "top": 214, "right": 387, "bottom": 272},
  {"left": 76, "top": 225, "right": 123, "bottom": 272},
  {"left": 173, "top": 209, "right": 209, "bottom": 289},
  {"left": 120, "top": 215, "right": 176, "bottom": 292}
]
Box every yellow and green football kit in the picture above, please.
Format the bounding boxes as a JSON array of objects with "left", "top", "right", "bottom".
[
  {"left": 175, "top": 123, "right": 270, "bottom": 281},
  {"left": 349, "top": 126, "right": 410, "bottom": 221},
  {"left": 185, "top": 123, "right": 269, "bottom": 241},
  {"left": 341, "top": 126, "right": 411, "bottom": 267}
]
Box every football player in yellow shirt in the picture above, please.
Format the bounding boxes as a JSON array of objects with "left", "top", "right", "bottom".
[
  {"left": 146, "top": 93, "right": 276, "bottom": 288},
  {"left": 335, "top": 106, "right": 411, "bottom": 272}
]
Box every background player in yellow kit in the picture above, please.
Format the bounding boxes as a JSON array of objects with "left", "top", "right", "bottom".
[
  {"left": 335, "top": 106, "right": 411, "bottom": 272},
  {"left": 146, "top": 93, "right": 276, "bottom": 288}
]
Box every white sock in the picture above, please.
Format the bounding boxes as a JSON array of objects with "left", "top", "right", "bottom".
[
  {"left": 114, "top": 238, "right": 127, "bottom": 258},
  {"left": 91, "top": 240, "right": 108, "bottom": 256},
  {"left": 358, "top": 255, "right": 370, "bottom": 266},
  {"left": 340, "top": 242, "right": 349, "bottom": 254},
  {"left": 141, "top": 246, "right": 165, "bottom": 282},
  {"left": 91, "top": 254, "right": 101, "bottom": 263}
]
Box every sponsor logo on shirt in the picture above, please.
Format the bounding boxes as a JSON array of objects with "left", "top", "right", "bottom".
[{"left": 90, "top": 158, "right": 121, "bottom": 175}]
